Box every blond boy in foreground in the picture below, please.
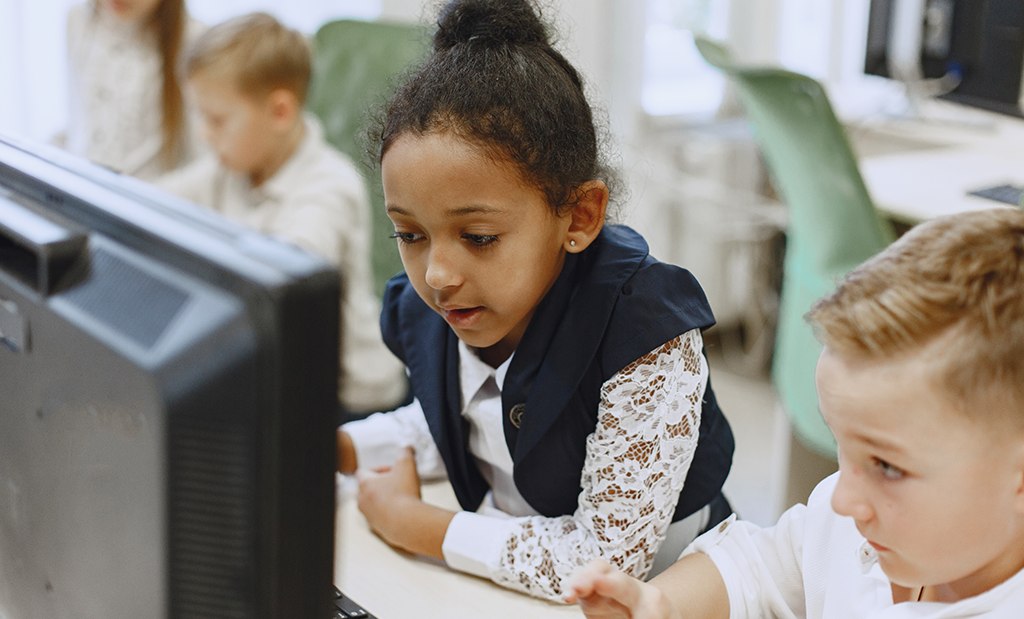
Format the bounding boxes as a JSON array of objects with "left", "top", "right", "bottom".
[{"left": 568, "top": 208, "right": 1024, "bottom": 618}]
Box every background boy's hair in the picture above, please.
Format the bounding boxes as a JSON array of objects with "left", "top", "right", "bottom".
[
  {"left": 374, "top": 0, "right": 616, "bottom": 213},
  {"left": 183, "top": 12, "right": 311, "bottom": 104},
  {"left": 807, "top": 208, "right": 1024, "bottom": 413}
]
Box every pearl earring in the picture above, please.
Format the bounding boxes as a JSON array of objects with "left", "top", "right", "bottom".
[{"left": 569, "top": 239, "right": 577, "bottom": 248}]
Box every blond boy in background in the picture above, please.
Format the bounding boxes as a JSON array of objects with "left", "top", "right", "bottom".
[
  {"left": 159, "top": 12, "right": 407, "bottom": 415},
  {"left": 568, "top": 207, "right": 1024, "bottom": 618}
]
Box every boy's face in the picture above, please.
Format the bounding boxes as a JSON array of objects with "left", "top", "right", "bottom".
[
  {"left": 817, "top": 345, "right": 1024, "bottom": 599},
  {"left": 188, "top": 71, "right": 287, "bottom": 184},
  {"left": 381, "top": 131, "right": 572, "bottom": 367}
]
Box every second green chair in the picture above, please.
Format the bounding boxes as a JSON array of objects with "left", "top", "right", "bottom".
[
  {"left": 306, "top": 19, "right": 429, "bottom": 297},
  {"left": 695, "top": 36, "right": 896, "bottom": 459}
]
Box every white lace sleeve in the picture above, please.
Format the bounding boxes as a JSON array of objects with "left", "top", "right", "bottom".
[{"left": 491, "top": 329, "right": 708, "bottom": 600}]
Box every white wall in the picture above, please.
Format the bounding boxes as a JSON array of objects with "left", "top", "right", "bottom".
[
  {"left": 1, "top": 0, "right": 877, "bottom": 152},
  {"left": 379, "top": 0, "right": 429, "bottom": 22},
  {"left": 374, "top": 0, "right": 647, "bottom": 147},
  {"left": 0, "top": 0, "right": 78, "bottom": 142},
  {"left": 189, "top": 1, "right": 379, "bottom": 33},
  {"left": 0, "top": 1, "right": 24, "bottom": 134}
]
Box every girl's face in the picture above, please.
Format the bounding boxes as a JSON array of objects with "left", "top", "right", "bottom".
[
  {"left": 381, "top": 131, "right": 572, "bottom": 367},
  {"left": 817, "top": 345, "right": 1024, "bottom": 601},
  {"left": 98, "top": 0, "right": 163, "bottom": 24}
]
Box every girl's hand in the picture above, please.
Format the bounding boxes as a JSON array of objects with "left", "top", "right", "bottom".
[
  {"left": 356, "top": 447, "right": 422, "bottom": 549},
  {"left": 337, "top": 429, "right": 358, "bottom": 474},
  {"left": 566, "top": 560, "right": 676, "bottom": 619}
]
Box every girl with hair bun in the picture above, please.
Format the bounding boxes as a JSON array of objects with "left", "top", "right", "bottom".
[{"left": 337, "top": 0, "right": 735, "bottom": 601}]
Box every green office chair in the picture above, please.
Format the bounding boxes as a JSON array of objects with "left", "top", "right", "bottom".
[
  {"left": 306, "top": 19, "right": 429, "bottom": 297},
  {"left": 695, "top": 36, "right": 896, "bottom": 459}
]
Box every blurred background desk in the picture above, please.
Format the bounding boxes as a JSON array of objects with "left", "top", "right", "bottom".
[
  {"left": 847, "top": 99, "right": 1024, "bottom": 224},
  {"left": 334, "top": 477, "right": 579, "bottom": 619}
]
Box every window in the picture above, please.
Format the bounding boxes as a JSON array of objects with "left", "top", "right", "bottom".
[{"left": 642, "top": 0, "right": 730, "bottom": 118}]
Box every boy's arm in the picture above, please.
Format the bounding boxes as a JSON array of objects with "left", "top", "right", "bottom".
[
  {"left": 571, "top": 500, "right": 815, "bottom": 619},
  {"left": 153, "top": 158, "right": 217, "bottom": 206},
  {"left": 648, "top": 553, "right": 730, "bottom": 619},
  {"left": 567, "top": 554, "right": 729, "bottom": 619}
]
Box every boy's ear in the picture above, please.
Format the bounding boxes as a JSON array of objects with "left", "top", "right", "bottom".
[
  {"left": 1012, "top": 437, "right": 1024, "bottom": 514},
  {"left": 563, "top": 180, "right": 608, "bottom": 253},
  {"left": 267, "top": 88, "right": 300, "bottom": 126}
]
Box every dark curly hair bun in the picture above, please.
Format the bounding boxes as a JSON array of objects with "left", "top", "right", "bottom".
[
  {"left": 434, "top": 0, "right": 548, "bottom": 50},
  {"left": 375, "top": 0, "right": 614, "bottom": 212}
]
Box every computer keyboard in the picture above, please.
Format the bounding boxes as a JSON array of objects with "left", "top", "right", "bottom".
[
  {"left": 967, "top": 183, "right": 1024, "bottom": 206},
  {"left": 333, "top": 586, "right": 375, "bottom": 618}
]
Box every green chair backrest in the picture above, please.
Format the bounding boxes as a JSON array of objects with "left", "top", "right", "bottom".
[
  {"left": 695, "top": 36, "right": 896, "bottom": 457},
  {"left": 306, "top": 19, "right": 430, "bottom": 297}
]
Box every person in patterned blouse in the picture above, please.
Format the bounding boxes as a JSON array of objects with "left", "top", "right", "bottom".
[
  {"left": 60, "top": 0, "right": 206, "bottom": 179},
  {"left": 335, "top": 0, "right": 735, "bottom": 602}
]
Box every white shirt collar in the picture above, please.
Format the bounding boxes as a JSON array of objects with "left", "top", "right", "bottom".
[
  {"left": 223, "top": 113, "right": 322, "bottom": 207},
  {"left": 457, "top": 340, "right": 513, "bottom": 409},
  {"left": 257, "top": 114, "right": 323, "bottom": 201}
]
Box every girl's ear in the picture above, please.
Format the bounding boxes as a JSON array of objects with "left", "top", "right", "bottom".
[{"left": 564, "top": 180, "right": 608, "bottom": 253}]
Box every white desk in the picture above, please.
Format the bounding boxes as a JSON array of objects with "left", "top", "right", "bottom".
[
  {"left": 334, "top": 477, "right": 579, "bottom": 619},
  {"left": 847, "top": 98, "right": 1024, "bottom": 223}
]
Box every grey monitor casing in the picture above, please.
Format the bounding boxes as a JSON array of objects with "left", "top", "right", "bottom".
[{"left": 0, "top": 137, "right": 339, "bottom": 618}]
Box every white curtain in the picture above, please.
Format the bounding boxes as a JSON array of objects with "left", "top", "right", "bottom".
[
  {"left": 188, "top": 0, "right": 380, "bottom": 35},
  {"left": 0, "top": 0, "right": 380, "bottom": 144},
  {"left": 1, "top": 0, "right": 873, "bottom": 146},
  {"left": 777, "top": 0, "right": 872, "bottom": 83},
  {"left": 0, "top": 0, "right": 78, "bottom": 143}
]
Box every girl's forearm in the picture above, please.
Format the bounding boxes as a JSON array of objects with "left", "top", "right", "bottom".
[
  {"left": 388, "top": 497, "right": 456, "bottom": 560},
  {"left": 337, "top": 429, "right": 357, "bottom": 474}
]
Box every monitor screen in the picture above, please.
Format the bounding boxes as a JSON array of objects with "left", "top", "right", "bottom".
[
  {"left": 0, "top": 136, "right": 339, "bottom": 618},
  {"left": 864, "top": 0, "right": 1024, "bottom": 118}
]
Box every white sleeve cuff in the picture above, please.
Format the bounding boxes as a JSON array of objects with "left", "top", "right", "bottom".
[
  {"left": 342, "top": 400, "right": 446, "bottom": 478},
  {"left": 441, "top": 511, "right": 516, "bottom": 579}
]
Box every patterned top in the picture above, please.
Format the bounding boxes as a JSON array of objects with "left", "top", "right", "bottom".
[
  {"left": 345, "top": 328, "right": 707, "bottom": 600},
  {"left": 63, "top": 4, "right": 205, "bottom": 179}
]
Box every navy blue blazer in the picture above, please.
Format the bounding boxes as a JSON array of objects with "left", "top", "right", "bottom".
[{"left": 380, "top": 225, "right": 734, "bottom": 521}]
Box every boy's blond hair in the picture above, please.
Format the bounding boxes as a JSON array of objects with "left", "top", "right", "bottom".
[
  {"left": 184, "top": 12, "right": 311, "bottom": 104},
  {"left": 807, "top": 208, "right": 1024, "bottom": 413}
]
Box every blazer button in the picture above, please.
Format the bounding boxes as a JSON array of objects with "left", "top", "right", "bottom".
[{"left": 509, "top": 403, "right": 526, "bottom": 428}]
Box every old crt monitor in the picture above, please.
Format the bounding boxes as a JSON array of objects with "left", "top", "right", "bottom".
[
  {"left": 864, "top": 0, "right": 1024, "bottom": 117},
  {"left": 0, "top": 136, "right": 339, "bottom": 618}
]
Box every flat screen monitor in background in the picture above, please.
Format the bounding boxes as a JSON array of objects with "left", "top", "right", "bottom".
[
  {"left": 0, "top": 136, "right": 339, "bottom": 618},
  {"left": 864, "top": 0, "right": 1024, "bottom": 118}
]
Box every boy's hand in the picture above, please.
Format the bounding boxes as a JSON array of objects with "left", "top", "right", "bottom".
[{"left": 566, "top": 559, "right": 677, "bottom": 619}]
